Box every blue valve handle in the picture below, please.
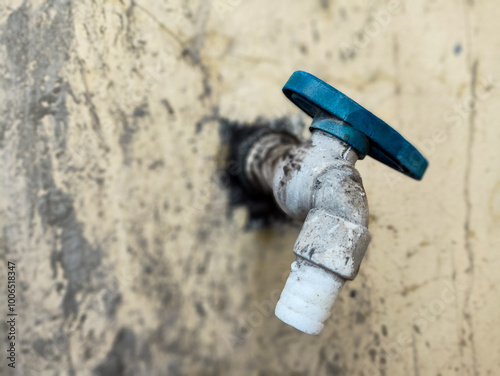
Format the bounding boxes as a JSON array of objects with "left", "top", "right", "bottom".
[{"left": 283, "top": 71, "right": 428, "bottom": 180}]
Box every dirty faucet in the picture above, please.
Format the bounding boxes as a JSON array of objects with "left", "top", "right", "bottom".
[{"left": 237, "top": 71, "right": 428, "bottom": 335}]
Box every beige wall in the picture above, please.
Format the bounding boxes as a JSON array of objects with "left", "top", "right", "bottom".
[{"left": 0, "top": 0, "right": 499, "bottom": 375}]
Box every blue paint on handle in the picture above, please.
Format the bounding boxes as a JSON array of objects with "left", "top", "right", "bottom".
[{"left": 283, "top": 71, "right": 428, "bottom": 180}]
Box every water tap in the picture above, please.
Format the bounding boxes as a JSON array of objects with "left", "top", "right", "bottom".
[{"left": 237, "top": 71, "right": 428, "bottom": 335}]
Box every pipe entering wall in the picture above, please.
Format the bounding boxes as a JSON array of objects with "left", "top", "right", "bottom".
[{"left": 245, "top": 132, "right": 298, "bottom": 195}]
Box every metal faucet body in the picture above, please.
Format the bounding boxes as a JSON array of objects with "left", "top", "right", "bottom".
[{"left": 245, "top": 129, "right": 370, "bottom": 334}]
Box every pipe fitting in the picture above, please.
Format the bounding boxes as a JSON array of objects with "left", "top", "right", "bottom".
[{"left": 237, "top": 71, "right": 428, "bottom": 335}]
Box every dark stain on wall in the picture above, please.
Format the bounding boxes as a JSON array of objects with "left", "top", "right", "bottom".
[
  {"left": 94, "top": 328, "right": 137, "bottom": 376},
  {"left": 2, "top": 2, "right": 117, "bottom": 373},
  {"left": 2, "top": 1, "right": 106, "bottom": 321},
  {"left": 39, "top": 187, "right": 102, "bottom": 318}
]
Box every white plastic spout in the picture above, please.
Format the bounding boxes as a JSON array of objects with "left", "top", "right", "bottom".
[{"left": 275, "top": 257, "right": 345, "bottom": 335}]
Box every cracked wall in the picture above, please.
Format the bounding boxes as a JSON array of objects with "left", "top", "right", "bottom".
[{"left": 0, "top": 0, "right": 499, "bottom": 375}]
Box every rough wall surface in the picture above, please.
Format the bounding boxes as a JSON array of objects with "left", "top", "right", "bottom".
[{"left": 0, "top": 0, "right": 499, "bottom": 375}]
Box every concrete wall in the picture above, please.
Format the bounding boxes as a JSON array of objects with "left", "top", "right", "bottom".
[{"left": 0, "top": 0, "right": 499, "bottom": 375}]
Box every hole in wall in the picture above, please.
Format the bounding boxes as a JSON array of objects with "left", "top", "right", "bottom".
[{"left": 218, "top": 116, "right": 304, "bottom": 230}]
